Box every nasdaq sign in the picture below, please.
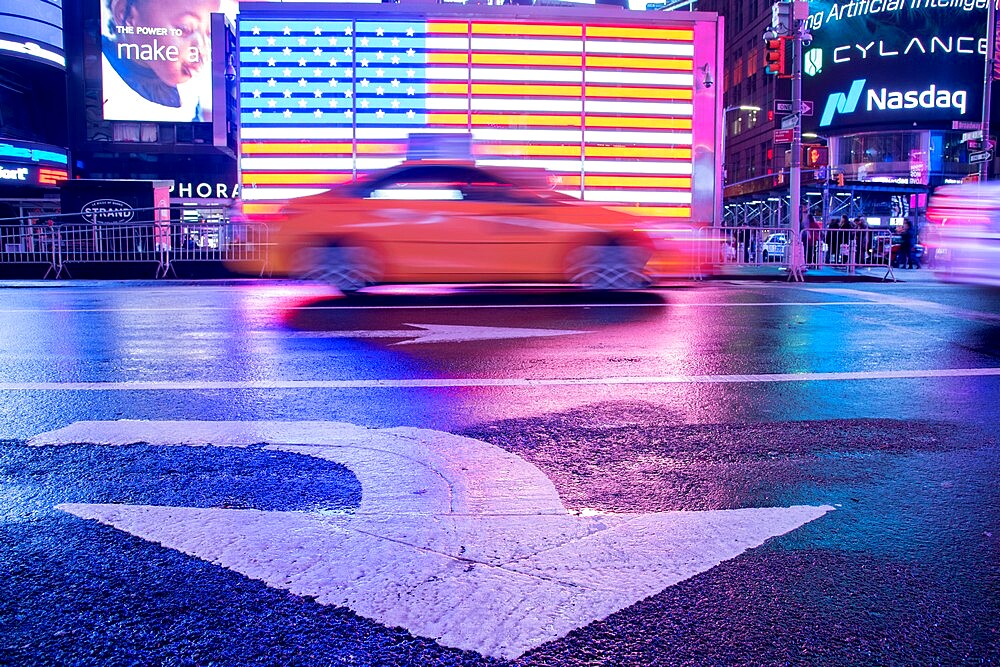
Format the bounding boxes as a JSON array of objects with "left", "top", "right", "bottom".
[{"left": 803, "top": 2, "right": 990, "bottom": 132}]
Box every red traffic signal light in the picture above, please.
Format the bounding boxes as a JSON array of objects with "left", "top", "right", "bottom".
[{"left": 765, "top": 37, "right": 793, "bottom": 77}]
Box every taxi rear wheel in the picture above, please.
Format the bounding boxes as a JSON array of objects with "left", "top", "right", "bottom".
[
  {"left": 296, "top": 243, "right": 379, "bottom": 292},
  {"left": 566, "top": 243, "right": 649, "bottom": 290}
]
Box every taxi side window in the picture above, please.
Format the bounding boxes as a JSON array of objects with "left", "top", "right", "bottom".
[{"left": 363, "top": 166, "right": 518, "bottom": 202}]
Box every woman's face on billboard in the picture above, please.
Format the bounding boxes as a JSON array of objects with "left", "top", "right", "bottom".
[{"left": 116, "top": 0, "right": 220, "bottom": 86}]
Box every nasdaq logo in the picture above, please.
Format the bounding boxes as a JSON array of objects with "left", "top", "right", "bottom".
[
  {"left": 819, "top": 79, "right": 866, "bottom": 127},
  {"left": 867, "top": 84, "right": 967, "bottom": 116}
]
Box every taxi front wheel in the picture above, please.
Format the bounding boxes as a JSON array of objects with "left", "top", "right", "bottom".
[
  {"left": 566, "top": 243, "right": 649, "bottom": 290},
  {"left": 296, "top": 243, "right": 379, "bottom": 292}
]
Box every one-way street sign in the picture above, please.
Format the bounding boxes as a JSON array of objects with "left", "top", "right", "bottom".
[
  {"left": 969, "top": 150, "right": 993, "bottom": 165},
  {"left": 774, "top": 100, "right": 814, "bottom": 116}
]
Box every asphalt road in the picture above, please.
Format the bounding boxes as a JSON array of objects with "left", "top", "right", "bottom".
[{"left": 1, "top": 278, "right": 998, "bottom": 666}]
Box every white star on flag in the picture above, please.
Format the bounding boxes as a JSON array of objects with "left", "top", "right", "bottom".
[
  {"left": 283, "top": 109, "right": 292, "bottom": 117},
  {"left": 314, "top": 47, "right": 322, "bottom": 56},
  {"left": 406, "top": 48, "right": 416, "bottom": 57},
  {"left": 283, "top": 89, "right": 292, "bottom": 98},
  {"left": 329, "top": 57, "right": 338, "bottom": 67},
  {"left": 267, "top": 58, "right": 276, "bottom": 67},
  {"left": 267, "top": 36, "right": 275, "bottom": 46},
  {"left": 391, "top": 55, "right": 400, "bottom": 65},
  {"left": 344, "top": 47, "right": 353, "bottom": 57},
  {"left": 376, "top": 68, "right": 384, "bottom": 77},
  {"left": 391, "top": 37, "right": 400, "bottom": 47},
  {"left": 283, "top": 68, "right": 291, "bottom": 77},
  {"left": 375, "top": 109, "right": 385, "bottom": 118},
  {"left": 360, "top": 58, "right": 369, "bottom": 68},
  {"left": 298, "top": 78, "right": 308, "bottom": 87},
  {"left": 376, "top": 27, "right": 384, "bottom": 37},
  {"left": 406, "top": 86, "right": 415, "bottom": 95},
  {"left": 252, "top": 89, "right": 261, "bottom": 98},
  {"left": 391, "top": 78, "right": 400, "bottom": 87},
  {"left": 328, "top": 36, "right": 338, "bottom": 46},
  {"left": 268, "top": 100, "right": 276, "bottom": 108},
  {"left": 376, "top": 86, "right": 384, "bottom": 95},
  {"left": 344, "top": 109, "right": 353, "bottom": 118},
  {"left": 252, "top": 109, "right": 261, "bottom": 117},
  {"left": 283, "top": 26, "right": 291, "bottom": 35},
  {"left": 298, "top": 37, "right": 307, "bottom": 46},
  {"left": 313, "top": 68, "right": 322, "bottom": 77},
  {"left": 360, "top": 36, "right": 369, "bottom": 47},
  {"left": 391, "top": 99, "right": 399, "bottom": 108},
  {"left": 314, "top": 90, "right": 323, "bottom": 98},
  {"left": 298, "top": 58, "right": 306, "bottom": 67},
  {"left": 314, "top": 27, "right": 322, "bottom": 35},
  {"left": 329, "top": 99, "right": 338, "bottom": 108},
  {"left": 345, "top": 26, "right": 352, "bottom": 36},
  {"left": 360, "top": 78, "right": 370, "bottom": 87},
  {"left": 314, "top": 109, "right": 323, "bottom": 117},
  {"left": 267, "top": 78, "right": 276, "bottom": 87},
  {"left": 377, "top": 51, "right": 384, "bottom": 60},
  {"left": 360, "top": 99, "right": 369, "bottom": 108},
  {"left": 282, "top": 47, "right": 292, "bottom": 56},
  {"left": 328, "top": 77, "right": 338, "bottom": 86},
  {"left": 251, "top": 26, "right": 260, "bottom": 35},
  {"left": 344, "top": 90, "right": 353, "bottom": 98},
  {"left": 252, "top": 68, "right": 260, "bottom": 77},
  {"left": 251, "top": 47, "right": 261, "bottom": 56},
  {"left": 406, "top": 109, "right": 415, "bottom": 118},
  {"left": 406, "top": 27, "right": 414, "bottom": 36},
  {"left": 298, "top": 99, "right": 307, "bottom": 108}
]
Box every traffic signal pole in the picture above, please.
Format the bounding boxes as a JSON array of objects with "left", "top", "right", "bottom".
[{"left": 787, "top": 10, "right": 806, "bottom": 281}]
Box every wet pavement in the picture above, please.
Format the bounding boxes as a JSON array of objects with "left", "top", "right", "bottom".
[{"left": 1, "top": 279, "right": 997, "bottom": 666}]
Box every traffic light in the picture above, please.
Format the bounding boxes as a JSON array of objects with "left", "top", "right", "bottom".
[
  {"left": 804, "top": 144, "right": 828, "bottom": 169},
  {"left": 765, "top": 37, "right": 792, "bottom": 77},
  {"left": 837, "top": 172, "right": 845, "bottom": 187}
]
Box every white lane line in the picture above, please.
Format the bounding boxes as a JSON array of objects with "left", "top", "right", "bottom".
[
  {"left": 3, "top": 367, "right": 999, "bottom": 391},
  {"left": 0, "top": 301, "right": 888, "bottom": 313},
  {"left": 807, "top": 288, "right": 1000, "bottom": 323},
  {"left": 37, "top": 420, "right": 832, "bottom": 659}
]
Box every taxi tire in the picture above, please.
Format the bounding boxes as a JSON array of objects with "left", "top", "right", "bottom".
[
  {"left": 297, "top": 243, "right": 379, "bottom": 292},
  {"left": 566, "top": 243, "right": 649, "bottom": 290}
]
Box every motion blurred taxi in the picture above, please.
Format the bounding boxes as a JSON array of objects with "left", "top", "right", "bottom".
[
  {"left": 926, "top": 182, "right": 1000, "bottom": 286},
  {"left": 256, "top": 161, "right": 692, "bottom": 292}
]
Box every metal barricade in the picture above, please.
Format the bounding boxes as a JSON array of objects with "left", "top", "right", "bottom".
[
  {"left": 0, "top": 222, "right": 59, "bottom": 277},
  {"left": 703, "top": 226, "right": 894, "bottom": 278},
  {"left": 55, "top": 223, "right": 170, "bottom": 277},
  {"left": 164, "top": 221, "right": 270, "bottom": 277}
]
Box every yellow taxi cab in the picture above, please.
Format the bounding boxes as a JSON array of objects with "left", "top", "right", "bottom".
[{"left": 253, "top": 160, "right": 670, "bottom": 292}]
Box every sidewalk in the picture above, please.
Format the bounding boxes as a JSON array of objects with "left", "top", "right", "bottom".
[{"left": 698, "top": 265, "right": 941, "bottom": 283}]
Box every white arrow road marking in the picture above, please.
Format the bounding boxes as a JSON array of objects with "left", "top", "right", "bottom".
[
  {"left": 280, "top": 323, "right": 587, "bottom": 345},
  {"left": 33, "top": 421, "right": 832, "bottom": 659}
]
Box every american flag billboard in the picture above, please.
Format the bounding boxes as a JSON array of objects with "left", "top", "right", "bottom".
[{"left": 238, "top": 8, "right": 712, "bottom": 220}]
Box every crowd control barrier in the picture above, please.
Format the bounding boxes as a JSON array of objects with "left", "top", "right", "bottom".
[
  {"left": 704, "top": 226, "right": 896, "bottom": 279},
  {"left": 0, "top": 209, "right": 271, "bottom": 278}
]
